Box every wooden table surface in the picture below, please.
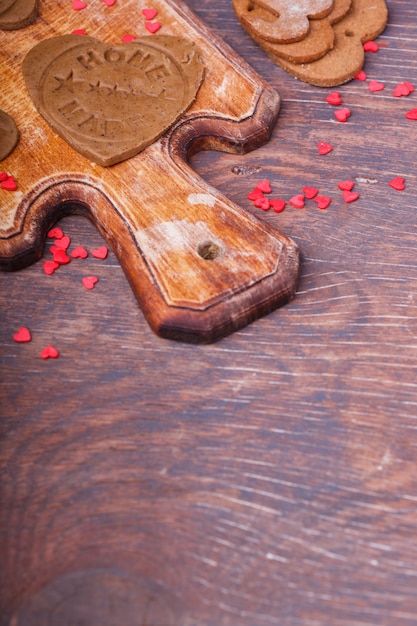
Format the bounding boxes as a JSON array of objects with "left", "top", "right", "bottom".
[{"left": 2, "top": 1, "right": 417, "bottom": 624}]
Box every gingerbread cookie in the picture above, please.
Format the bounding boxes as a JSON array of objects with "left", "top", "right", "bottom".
[
  {"left": 275, "top": 0, "right": 388, "bottom": 86},
  {"left": 233, "top": 0, "right": 352, "bottom": 65},
  {"left": 322, "top": 0, "right": 351, "bottom": 23},
  {"left": 22, "top": 35, "right": 205, "bottom": 166},
  {"left": 233, "top": 0, "right": 332, "bottom": 63},
  {"left": 238, "top": 0, "right": 335, "bottom": 44},
  {"left": 0, "top": 109, "right": 19, "bottom": 160},
  {"left": 0, "top": 0, "right": 38, "bottom": 30}
]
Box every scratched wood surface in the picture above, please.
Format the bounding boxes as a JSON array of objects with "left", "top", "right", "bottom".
[{"left": 2, "top": 0, "right": 417, "bottom": 624}]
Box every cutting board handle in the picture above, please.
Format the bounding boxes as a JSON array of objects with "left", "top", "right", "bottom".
[{"left": 2, "top": 148, "right": 299, "bottom": 343}]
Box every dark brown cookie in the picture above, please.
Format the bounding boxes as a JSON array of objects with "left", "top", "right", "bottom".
[
  {"left": 233, "top": 0, "right": 352, "bottom": 65},
  {"left": 274, "top": 0, "right": 388, "bottom": 86},
  {"left": 235, "top": 0, "right": 335, "bottom": 44},
  {"left": 0, "top": 0, "right": 38, "bottom": 30},
  {"left": 0, "top": 109, "right": 19, "bottom": 160},
  {"left": 323, "top": 0, "right": 352, "bottom": 23},
  {"left": 22, "top": 35, "right": 205, "bottom": 166},
  {"left": 233, "top": 0, "right": 332, "bottom": 64}
]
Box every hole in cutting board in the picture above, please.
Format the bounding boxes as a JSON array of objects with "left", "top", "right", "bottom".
[{"left": 197, "top": 240, "right": 222, "bottom": 260}]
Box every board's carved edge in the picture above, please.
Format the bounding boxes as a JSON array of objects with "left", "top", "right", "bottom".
[
  {"left": 0, "top": 175, "right": 152, "bottom": 270},
  {"left": 168, "top": 83, "right": 280, "bottom": 159},
  {"left": 0, "top": 175, "right": 300, "bottom": 343},
  {"left": 156, "top": 238, "right": 300, "bottom": 343},
  {"left": 154, "top": 82, "right": 300, "bottom": 342}
]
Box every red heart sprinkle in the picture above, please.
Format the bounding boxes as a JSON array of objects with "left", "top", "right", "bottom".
[
  {"left": 72, "top": 0, "right": 87, "bottom": 9},
  {"left": 82, "top": 276, "right": 99, "bottom": 290},
  {"left": 325, "top": 92, "right": 342, "bottom": 106},
  {"left": 53, "top": 249, "right": 71, "bottom": 264},
  {"left": 47, "top": 227, "right": 64, "bottom": 239},
  {"left": 254, "top": 197, "right": 270, "bottom": 210},
  {"left": 122, "top": 34, "right": 137, "bottom": 42},
  {"left": 142, "top": 7, "right": 157, "bottom": 19},
  {"left": 343, "top": 190, "right": 359, "bottom": 203},
  {"left": 369, "top": 80, "right": 384, "bottom": 92},
  {"left": 145, "top": 21, "right": 161, "bottom": 34},
  {"left": 318, "top": 142, "right": 333, "bottom": 155},
  {"left": 389, "top": 176, "right": 405, "bottom": 190},
  {"left": 406, "top": 108, "right": 417, "bottom": 120},
  {"left": 393, "top": 83, "right": 411, "bottom": 97},
  {"left": 1, "top": 175, "right": 17, "bottom": 191},
  {"left": 0, "top": 171, "right": 8, "bottom": 181},
  {"left": 337, "top": 180, "right": 355, "bottom": 191},
  {"left": 247, "top": 188, "right": 264, "bottom": 201},
  {"left": 71, "top": 245, "right": 88, "bottom": 258},
  {"left": 289, "top": 194, "right": 305, "bottom": 209},
  {"left": 256, "top": 179, "right": 272, "bottom": 193},
  {"left": 354, "top": 70, "right": 367, "bottom": 81},
  {"left": 334, "top": 108, "right": 351, "bottom": 122},
  {"left": 72, "top": 28, "right": 86, "bottom": 34},
  {"left": 314, "top": 195, "right": 331, "bottom": 210},
  {"left": 43, "top": 260, "right": 59, "bottom": 275},
  {"left": 91, "top": 245, "right": 108, "bottom": 259},
  {"left": 101, "top": 0, "right": 116, "bottom": 5},
  {"left": 363, "top": 41, "right": 379, "bottom": 52},
  {"left": 303, "top": 186, "right": 319, "bottom": 199},
  {"left": 270, "top": 199, "right": 286, "bottom": 213},
  {"left": 13, "top": 326, "right": 31, "bottom": 343},
  {"left": 41, "top": 346, "right": 59, "bottom": 359},
  {"left": 54, "top": 235, "right": 70, "bottom": 250}
]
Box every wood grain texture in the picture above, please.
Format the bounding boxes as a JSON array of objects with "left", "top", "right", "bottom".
[
  {"left": 0, "top": 0, "right": 299, "bottom": 343},
  {"left": 2, "top": 0, "right": 417, "bottom": 624}
]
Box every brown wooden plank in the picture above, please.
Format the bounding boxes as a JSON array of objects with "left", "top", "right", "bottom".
[{"left": 3, "top": 0, "right": 417, "bottom": 625}]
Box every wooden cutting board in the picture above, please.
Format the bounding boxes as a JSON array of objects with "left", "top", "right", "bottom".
[{"left": 0, "top": 0, "right": 300, "bottom": 343}]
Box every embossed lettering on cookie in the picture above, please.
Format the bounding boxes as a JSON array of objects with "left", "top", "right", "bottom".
[{"left": 22, "top": 35, "right": 205, "bottom": 166}]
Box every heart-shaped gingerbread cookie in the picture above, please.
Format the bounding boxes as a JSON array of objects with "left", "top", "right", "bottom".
[
  {"left": 237, "top": 0, "right": 335, "bottom": 44},
  {"left": 22, "top": 35, "right": 204, "bottom": 166}
]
